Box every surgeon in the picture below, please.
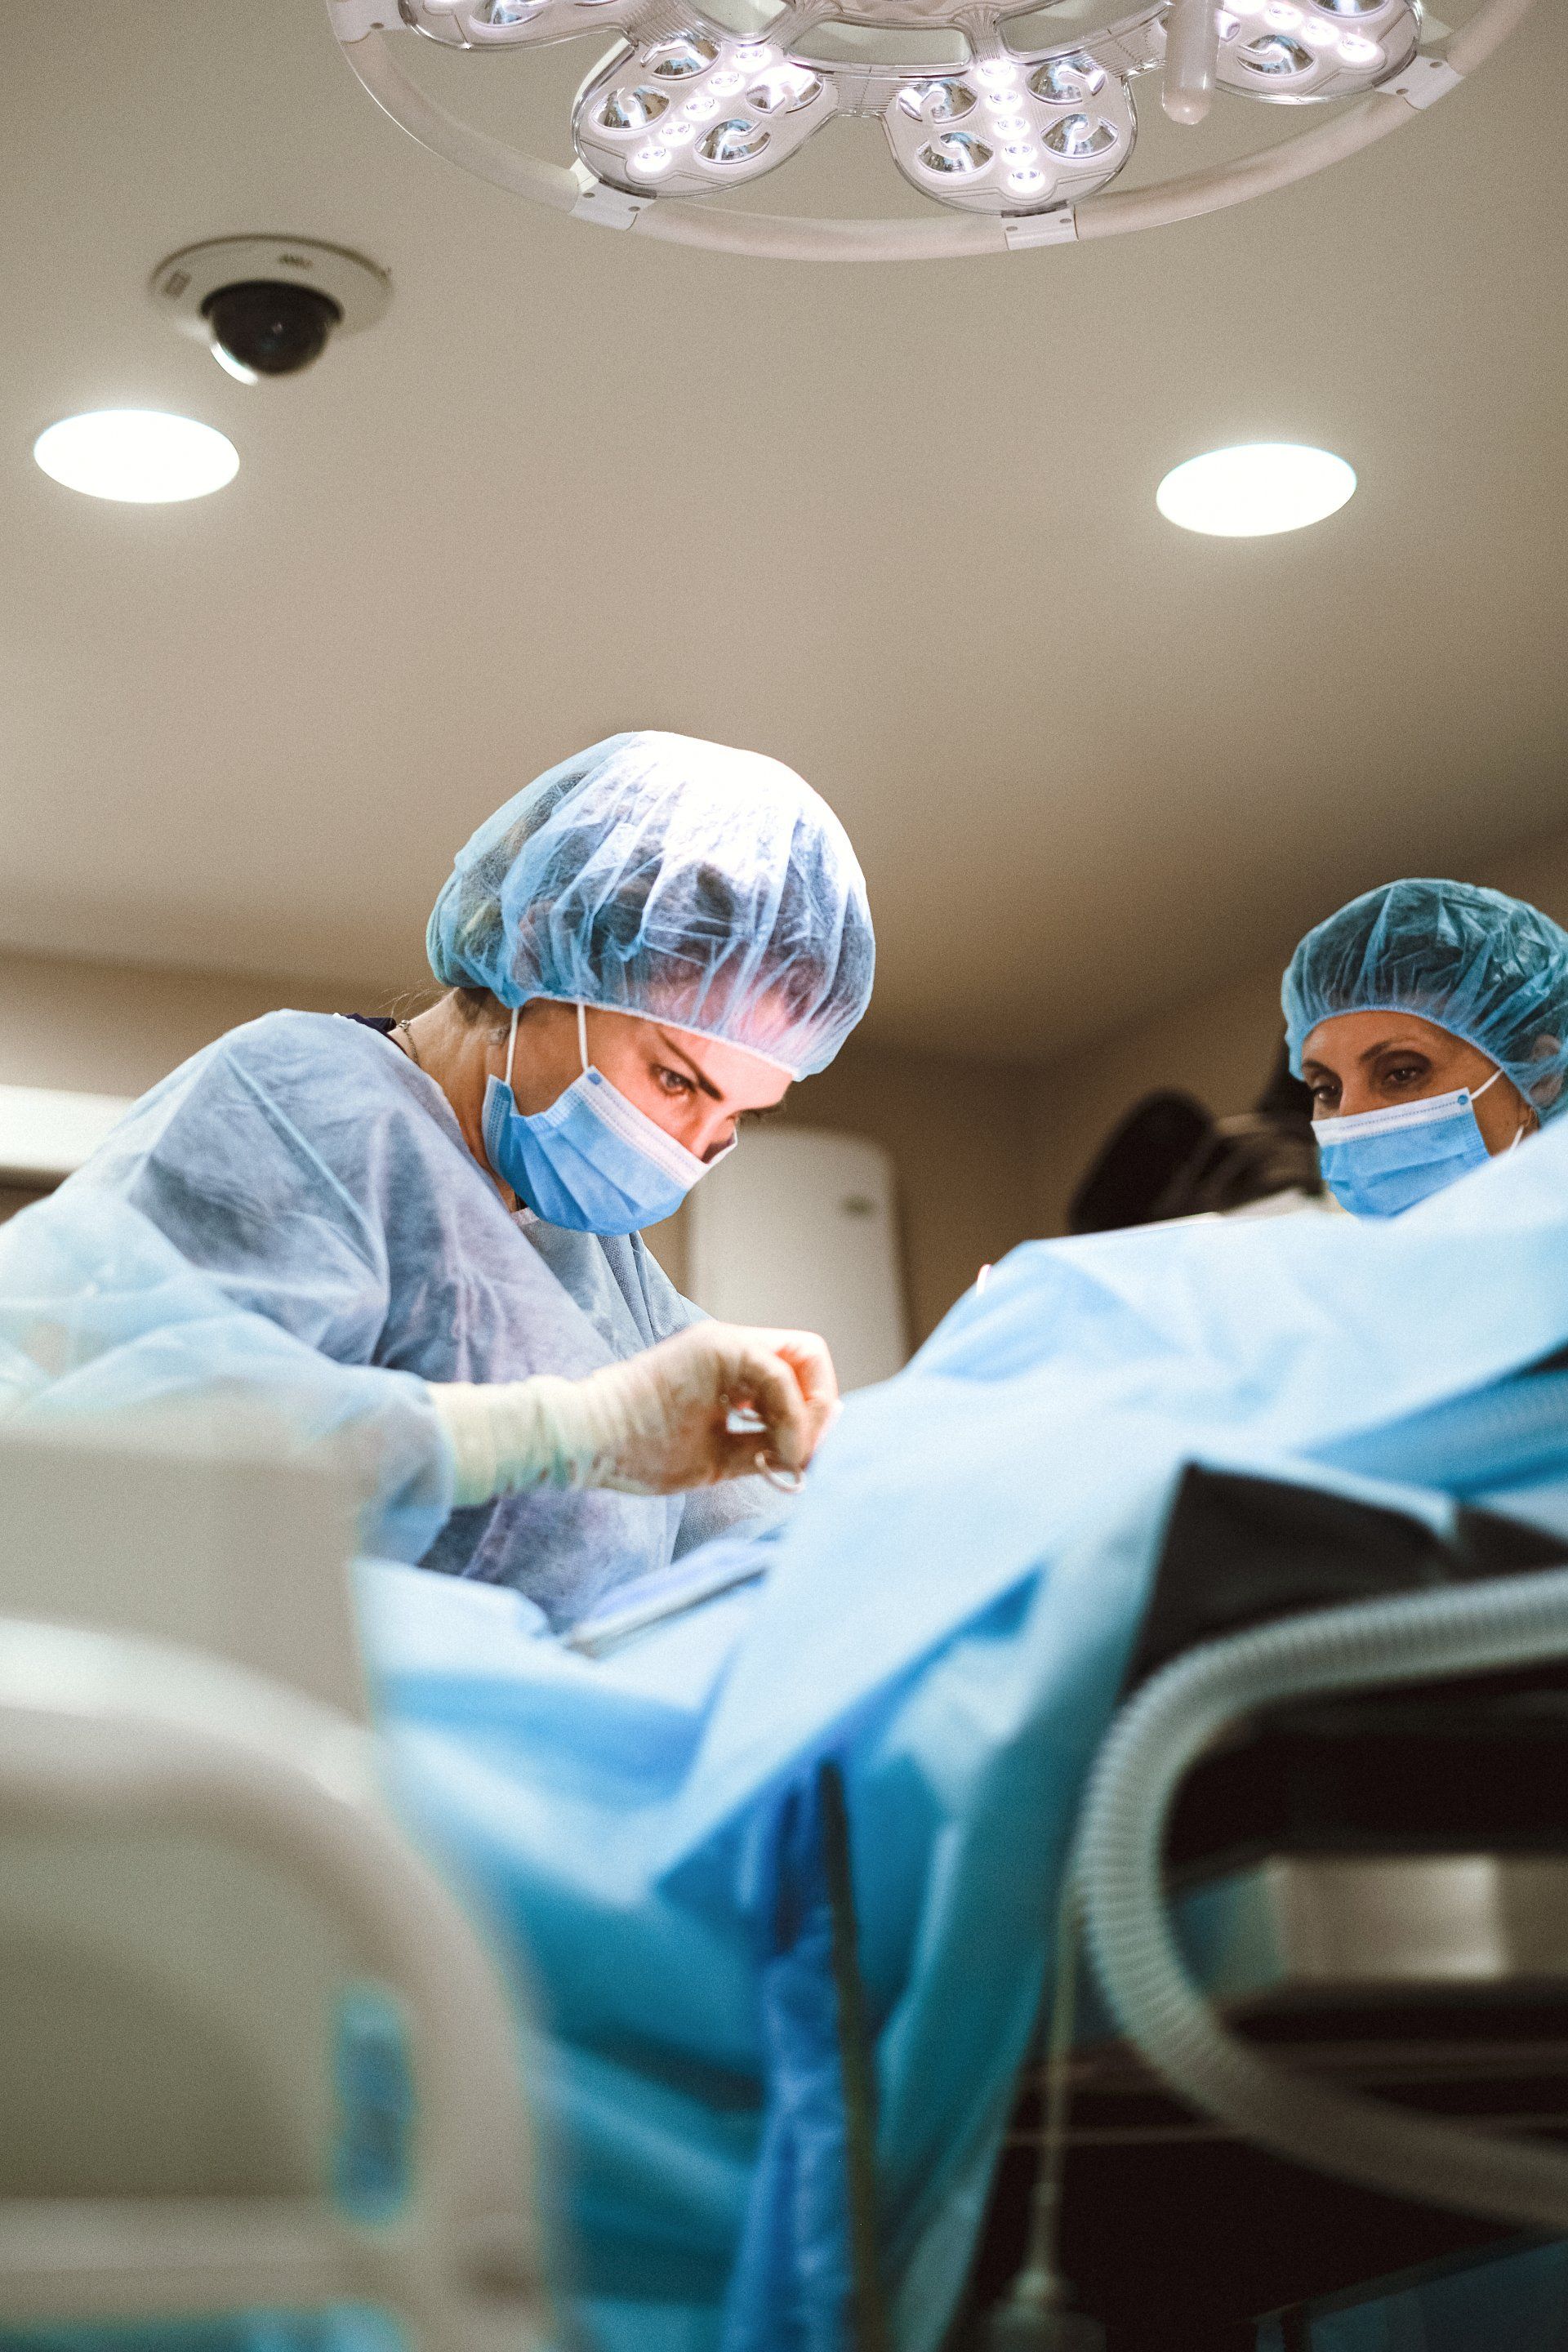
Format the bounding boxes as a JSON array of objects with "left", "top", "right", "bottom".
[
  {"left": 1283, "top": 877, "right": 1568, "bottom": 1218},
  {"left": 61, "top": 731, "right": 875, "bottom": 1621}
]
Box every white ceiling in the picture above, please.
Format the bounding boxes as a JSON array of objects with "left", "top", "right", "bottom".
[{"left": 3, "top": 0, "right": 1564, "bottom": 1061}]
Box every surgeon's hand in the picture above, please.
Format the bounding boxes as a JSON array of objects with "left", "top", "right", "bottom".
[
  {"left": 430, "top": 1323, "right": 840, "bottom": 1505},
  {"left": 568, "top": 1321, "right": 840, "bottom": 1495}
]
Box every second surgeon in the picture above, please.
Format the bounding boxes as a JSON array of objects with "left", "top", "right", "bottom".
[
  {"left": 1285, "top": 877, "right": 1568, "bottom": 1217},
  {"left": 63, "top": 731, "right": 875, "bottom": 1622}
]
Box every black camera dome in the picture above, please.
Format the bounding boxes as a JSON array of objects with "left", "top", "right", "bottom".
[{"left": 202, "top": 280, "right": 345, "bottom": 378}]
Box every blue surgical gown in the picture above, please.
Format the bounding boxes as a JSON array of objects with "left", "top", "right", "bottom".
[{"left": 60, "top": 1010, "right": 773, "bottom": 1623}]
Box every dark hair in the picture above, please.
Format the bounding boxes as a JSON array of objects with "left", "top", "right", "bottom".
[
  {"left": 1159, "top": 1112, "right": 1322, "bottom": 1219},
  {"left": 381, "top": 982, "right": 508, "bottom": 1033},
  {"left": 1067, "top": 1039, "right": 1323, "bottom": 1235},
  {"left": 449, "top": 983, "right": 508, "bottom": 1029}
]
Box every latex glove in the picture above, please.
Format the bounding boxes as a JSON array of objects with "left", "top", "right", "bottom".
[{"left": 430, "top": 1323, "right": 840, "bottom": 1505}]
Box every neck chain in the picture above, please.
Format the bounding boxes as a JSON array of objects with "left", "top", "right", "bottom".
[{"left": 395, "top": 1018, "right": 422, "bottom": 1070}]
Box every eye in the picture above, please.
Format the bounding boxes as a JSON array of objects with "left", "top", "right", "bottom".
[
  {"left": 1380, "top": 1058, "right": 1429, "bottom": 1090},
  {"left": 1305, "top": 1076, "right": 1339, "bottom": 1106},
  {"left": 653, "top": 1062, "right": 696, "bottom": 1098}
]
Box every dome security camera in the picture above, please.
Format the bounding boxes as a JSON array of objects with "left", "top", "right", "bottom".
[
  {"left": 150, "top": 237, "right": 390, "bottom": 384},
  {"left": 202, "top": 281, "right": 343, "bottom": 381}
]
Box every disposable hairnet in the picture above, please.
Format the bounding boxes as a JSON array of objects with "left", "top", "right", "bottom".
[
  {"left": 427, "top": 732, "right": 874, "bottom": 1079},
  {"left": 1283, "top": 878, "right": 1568, "bottom": 1120}
]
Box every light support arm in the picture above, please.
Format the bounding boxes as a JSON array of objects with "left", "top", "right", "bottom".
[{"left": 1162, "top": 0, "right": 1218, "bottom": 126}]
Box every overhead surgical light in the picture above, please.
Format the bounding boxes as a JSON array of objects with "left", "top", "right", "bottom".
[
  {"left": 32, "top": 412, "right": 239, "bottom": 504},
  {"left": 323, "top": 0, "right": 1539, "bottom": 261},
  {"left": 1156, "top": 443, "right": 1357, "bottom": 536}
]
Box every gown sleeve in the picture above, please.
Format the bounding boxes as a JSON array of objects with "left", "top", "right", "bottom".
[
  {"left": 12, "top": 1025, "right": 456, "bottom": 1562},
  {"left": 82, "top": 1027, "right": 394, "bottom": 1359}
]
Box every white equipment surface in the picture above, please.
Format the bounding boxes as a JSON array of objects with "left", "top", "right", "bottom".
[
  {"left": 687, "top": 1126, "right": 908, "bottom": 1394},
  {"left": 0, "top": 1423, "right": 546, "bottom": 2350},
  {"left": 0, "top": 1414, "right": 367, "bottom": 1722},
  {"left": 0, "top": 1085, "right": 133, "bottom": 1185}
]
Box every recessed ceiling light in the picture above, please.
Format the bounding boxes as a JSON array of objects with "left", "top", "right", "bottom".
[
  {"left": 1156, "top": 443, "right": 1356, "bottom": 538},
  {"left": 33, "top": 410, "right": 239, "bottom": 504}
]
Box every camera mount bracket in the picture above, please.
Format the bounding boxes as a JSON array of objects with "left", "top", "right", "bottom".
[{"left": 149, "top": 238, "right": 392, "bottom": 348}]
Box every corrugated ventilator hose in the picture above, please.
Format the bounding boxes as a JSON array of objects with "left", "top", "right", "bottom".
[
  {"left": 1077, "top": 1566, "right": 1568, "bottom": 2231},
  {"left": 985, "top": 1564, "right": 1568, "bottom": 2350}
]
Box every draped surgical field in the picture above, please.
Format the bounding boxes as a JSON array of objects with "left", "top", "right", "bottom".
[{"left": 390, "top": 0, "right": 1424, "bottom": 217}]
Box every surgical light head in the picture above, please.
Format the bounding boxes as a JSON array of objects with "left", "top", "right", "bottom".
[
  {"left": 378, "top": 0, "right": 1413, "bottom": 213},
  {"left": 322, "top": 0, "right": 1534, "bottom": 261},
  {"left": 426, "top": 732, "right": 875, "bottom": 1080},
  {"left": 1283, "top": 879, "right": 1568, "bottom": 1125}
]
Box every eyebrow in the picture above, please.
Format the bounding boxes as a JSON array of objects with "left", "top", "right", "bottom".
[
  {"left": 1354, "top": 1037, "right": 1432, "bottom": 1067},
  {"left": 1302, "top": 1038, "right": 1433, "bottom": 1076},
  {"left": 653, "top": 1027, "right": 724, "bottom": 1102}
]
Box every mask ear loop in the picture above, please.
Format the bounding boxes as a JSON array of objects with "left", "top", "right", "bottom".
[
  {"left": 1471, "top": 1062, "right": 1533, "bottom": 1151},
  {"left": 577, "top": 1002, "right": 590, "bottom": 1076},
  {"left": 506, "top": 1005, "right": 519, "bottom": 1090}
]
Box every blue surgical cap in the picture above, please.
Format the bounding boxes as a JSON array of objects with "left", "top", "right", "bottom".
[
  {"left": 427, "top": 731, "right": 874, "bottom": 1080},
  {"left": 1283, "top": 878, "right": 1568, "bottom": 1120}
]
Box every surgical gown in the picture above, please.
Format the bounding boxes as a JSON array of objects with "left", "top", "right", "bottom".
[{"left": 60, "top": 1010, "right": 773, "bottom": 1623}]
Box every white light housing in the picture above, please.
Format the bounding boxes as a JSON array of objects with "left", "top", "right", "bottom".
[
  {"left": 1156, "top": 442, "right": 1356, "bottom": 537},
  {"left": 33, "top": 411, "right": 239, "bottom": 504},
  {"left": 325, "top": 0, "right": 1535, "bottom": 256}
]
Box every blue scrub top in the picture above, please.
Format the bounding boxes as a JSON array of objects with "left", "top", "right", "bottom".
[{"left": 62, "top": 1010, "right": 774, "bottom": 1624}]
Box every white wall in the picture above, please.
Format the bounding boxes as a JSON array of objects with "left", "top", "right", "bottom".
[
  {"left": 0, "top": 951, "right": 372, "bottom": 1097},
  {"left": 0, "top": 951, "right": 395, "bottom": 1223}
]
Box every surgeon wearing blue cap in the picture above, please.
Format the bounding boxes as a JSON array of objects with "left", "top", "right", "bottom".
[
  {"left": 1283, "top": 878, "right": 1568, "bottom": 1218},
  {"left": 63, "top": 731, "right": 875, "bottom": 1622}
]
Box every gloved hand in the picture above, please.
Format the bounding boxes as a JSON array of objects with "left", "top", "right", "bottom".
[{"left": 430, "top": 1322, "right": 840, "bottom": 1505}]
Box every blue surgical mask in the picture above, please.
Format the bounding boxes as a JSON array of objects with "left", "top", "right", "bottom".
[
  {"left": 481, "top": 1004, "right": 732, "bottom": 1235},
  {"left": 1312, "top": 1067, "right": 1510, "bottom": 1218}
]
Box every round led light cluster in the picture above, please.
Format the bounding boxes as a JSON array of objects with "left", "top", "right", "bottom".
[
  {"left": 576, "top": 35, "right": 834, "bottom": 194},
  {"left": 883, "top": 47, "right": 1134, "bottom": 213},
  {"left": 323, "top": 0, "right": 1535, "bottom": 258},
  {"left": 1211, "top": 0, "right": 1419, "bottom": 101}
]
